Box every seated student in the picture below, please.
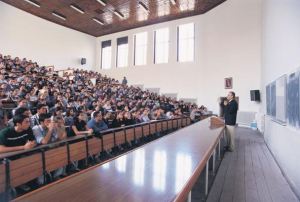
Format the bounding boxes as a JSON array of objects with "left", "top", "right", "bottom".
[
  {"left": 70, "top": 111, "right": 92, "bottom": 136},
  {"left": 33, "top": 113, "right": 66, "bottom": 144},
  {"left": 199, "top": 105, "right": 209, "bottom": 115},
  {"left": 124, "top": 111, "right": 136, "bottom": 126},
  {"left": 32, "top": 113, "right": 65, "bottom": 183},
  {"left": 31, "top": 103, "right": 47, "bottom": 127},
  {"left": 55, "top": 116, "right": 67, "bottom": 140},
  {"left": 12, "top": 98, "right": 29, "bottom": 116},
  {"left": 190, "top": 107, "right": 202, "bottom": 122},
  {"left": 7, "top": 107, "right": 32, "bottom": 127},
  {"left": 111, "top": 112, "right": 125, "bottom": 128},
  {"left": 87, "top": 111, "right": 108, "bottom": 136},
  {"left": 64, "top": 108, "right": 75, "bottom": 136},
  {"left": 64, "top": 108, "right": 75, "bottom": 127},
  {"left": 0, "top": 114, "right": 36, "bottom": 153},
  {"left": 103, "top": 112, "right": 114, "bottom": 128},
  {"left": 166, "top": 111, "right": 175, "bottom": 119},
  {"left": 140, "top": 109, "right": 150, "bottom": 122}
]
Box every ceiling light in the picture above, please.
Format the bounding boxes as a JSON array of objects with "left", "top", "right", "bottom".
[
  {"left": 70, "top": 4, "right": 85, "bottom": 14},
  {"left": 139, "top": 2, "right": 149, "bottom": 14},
  {"left": 170, "top": 0, "right": 176, "bottom": 5},
  {"left": 23, "top": 0, "right": 40, "bottom": 8},
  {"left": 92, "top": 18, "right": 104, "bottom": 25},
  {"left": 114, "top": 10, "right": 124, "bottom": 19},
  {"left": 96, "top": 0, "right": 106, "bottom": 6},
  {"left": 52, "top": 12, "right": 66, "bottom": 21}
]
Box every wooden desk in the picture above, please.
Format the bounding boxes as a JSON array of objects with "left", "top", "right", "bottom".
[
  {"left": 0, "top": 135, "right": 86, "bottom": 160},
  {"left": 14, "top": 118, "right": 224, "bottom": 202}
]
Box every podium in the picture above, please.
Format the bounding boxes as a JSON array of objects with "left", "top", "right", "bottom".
[{"left": 210, "top": 116, "right": 225, "bottom": 128}]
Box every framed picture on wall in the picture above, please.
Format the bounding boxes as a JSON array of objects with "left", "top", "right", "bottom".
[{"left": 225, "top": 77, "right": 233, "bottom": 89}]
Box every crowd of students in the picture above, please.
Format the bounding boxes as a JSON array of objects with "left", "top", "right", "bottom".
[
  {"left": 0, "top": 54, "right": 212, "bottom": 196},
  {"left": 0, "top": 53, "right": 210, "bottom": 155}
]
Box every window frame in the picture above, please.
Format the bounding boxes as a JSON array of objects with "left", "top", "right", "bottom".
[
  {"left": 177, "top": 23, "right": 195, "bottom": 62},
  {"left": 101, "top": 40, "right": 112, "bottom": 69}
]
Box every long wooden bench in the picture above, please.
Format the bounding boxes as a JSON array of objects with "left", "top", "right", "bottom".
[
  {"left": 45, "top": 146, "right": 68, "bottom": 173},
  {"left": 0, "top": 161, "right": 6, "bottom": 194},
  {"left": 114, "top": 129, "right": 126, "bottom": 147},
  {"left": 12, "top": 117, "right": 223, "bottom": 202},
  {"left": 87, "top": 137, "right": 102, "bottom": 157},
  {"left": 134, "top": 125, "right": 143, "bottom": 140},
  {"left": 150, "top": 122, "right": 156, "bottom": 135},
  {"left": 9, "top": 153, "right": 43, "bottom": 188},
  {"left": 0, "top": 117, "right": 192, "bottom": 199},
  {"left": 156, "top": 121, "right": 163, "bottom": 133},
  {"left": 125, "top": 128, "right": 135, "bottom": 145},
  {"left": 162, "top": 121, "right": 168, "bottom": 132},
  {"left": 142, "top": 124, "right": 150, "bottom": 137},
  {"left": 102, "top": 132, "right": 114, "bottom": 152},
  {"left": 69, "top": 141, "right": 87, "bottom": 163}
]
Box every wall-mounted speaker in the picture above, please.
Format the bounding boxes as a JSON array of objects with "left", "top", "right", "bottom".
[
  {"left": 81, "top": 58, "right": 86, "bottom": 65},
  {"left": 250, "top": 90, "right": 260, "bottom": 101}
]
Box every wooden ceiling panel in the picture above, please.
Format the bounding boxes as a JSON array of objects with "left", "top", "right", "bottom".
[{"left": 0, "top": 0, "right": 227, "bottom": 37}]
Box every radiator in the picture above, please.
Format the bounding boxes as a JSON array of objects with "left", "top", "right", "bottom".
[{"left": 237, "top": 111, "right": 256, "bottom": 126}]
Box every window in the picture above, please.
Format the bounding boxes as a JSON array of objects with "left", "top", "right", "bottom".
[
  {"left": 101, "top": 40, "right": 112, "bottom": 69},
  {"left": 154, "top": 28, "right": 169, "bottom": 64},
  {"left": 134, "top": 32, "right": 148, "bottom": 66},
  {"left": 178, "top": 23, "right": 194, "bottom": 62},
  {"left": 117, "top": 37, "right": 128, "bottom": 68}
]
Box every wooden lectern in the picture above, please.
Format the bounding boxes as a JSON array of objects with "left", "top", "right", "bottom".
[{"left": 210, "top": 116, "right": 225, "bottom": 128}]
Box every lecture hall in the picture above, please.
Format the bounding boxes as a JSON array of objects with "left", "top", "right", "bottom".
[{"left": 0, "top": 0, "right": 299, "bottom": 201}]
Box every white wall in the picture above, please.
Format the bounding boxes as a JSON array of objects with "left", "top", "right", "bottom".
[
  {"left": 0, "top": 1, "right": 96, "bottom": 70},
  {"left": 96, "top": 0, "right": 262, "bottom": 114},
  {"left": 262, "top": 0, "right": 300, "bottom": 197}
]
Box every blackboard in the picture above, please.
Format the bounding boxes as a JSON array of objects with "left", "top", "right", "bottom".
[
  {"left": 286, "top": 71, "right": 300, "bottom": 128},
  {"left": 270, "top": 81, "right": 276, "bottom": 117},
  {"left": 275, "top": 75, "right": 286, "bottom": 123},
  {"left": 266, "top": 75, "right": 287, "bottom": 124},
  {"left": 266, "top": 84, "right": 271, "bottom": 115}
]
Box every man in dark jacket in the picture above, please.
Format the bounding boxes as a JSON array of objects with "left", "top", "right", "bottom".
[{"left": 223, "top": 91, "right": 238, "bottom": 151}]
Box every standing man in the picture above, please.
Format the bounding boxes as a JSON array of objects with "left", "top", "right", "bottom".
[
  {"left": 223, "top": 91, "right": 238, "bottom": 152},
  {"left": 122, "top": 77, "right": 127, "bottom": 85}
]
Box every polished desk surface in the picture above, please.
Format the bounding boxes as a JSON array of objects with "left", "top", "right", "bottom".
[{"left": 14, "top": 119, "right": 224, "bottom": 202}]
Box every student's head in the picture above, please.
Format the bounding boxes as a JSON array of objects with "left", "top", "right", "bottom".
[
  {"left": 54, "top": 106, "right": 63, "bottom": 116},
  {"left": 55, "top": 116, "right": 65, "bottom": 127},
  {"left": 123, "top": 111, "right": 129, "bottom": 118},
  {"left": 39, "top": 113, "right": 52, "bottom": 127},
  {"left": 37, "top": 104, "right": 47, "bottom": 115},
  {"left": 15, "top": 107, "right": 31, "bottom": 117},
  {"left": 18, "top": 98, "right": 28, "bottom": 107},
  {"left": 93, "top": 111, "right": 102, "bottom": 122},
  {"left": 66, "top": 108, "right": 74, "bottom": 117},
  {"left": 76, "top": 111, "right": 87, "bottom": 121},
  {"left": 13, "top": 114, "right": 31, "bottom": 131}
]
